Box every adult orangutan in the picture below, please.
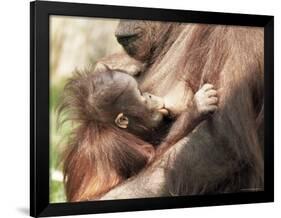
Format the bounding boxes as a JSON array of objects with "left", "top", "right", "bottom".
[{"left": 99, "top": 20, "right": 264, "bottom": 199}]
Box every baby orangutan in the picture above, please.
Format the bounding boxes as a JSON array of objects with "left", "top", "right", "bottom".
[{"left": 60, "top": 63, "right": 218, "bottom": 201}]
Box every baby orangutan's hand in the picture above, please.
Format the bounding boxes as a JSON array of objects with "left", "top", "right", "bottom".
[{"left": 194, "top": 83, "right": 218, "bottom": 116}]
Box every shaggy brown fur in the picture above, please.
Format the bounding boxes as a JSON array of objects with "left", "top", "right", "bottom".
[{"left": 58, "top": 70, "right": 157, "bottom": 201}]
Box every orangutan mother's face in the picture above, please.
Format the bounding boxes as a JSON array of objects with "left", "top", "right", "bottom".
[{"left": 115, "top": 20, "right": 165, "bottom": 61}]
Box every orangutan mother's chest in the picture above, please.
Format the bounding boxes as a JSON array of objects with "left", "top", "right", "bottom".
[{"left": 139, "top": 73, "right": 193, "bottom": 114}]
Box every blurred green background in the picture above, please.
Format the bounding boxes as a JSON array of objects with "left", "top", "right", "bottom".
[{"left": 50, "top": 15, "right": 122, "bottom": 203}]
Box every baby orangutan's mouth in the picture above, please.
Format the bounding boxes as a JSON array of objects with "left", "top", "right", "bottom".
[{"left": 158, "top": 108, "right": 169, "bottom": 116}]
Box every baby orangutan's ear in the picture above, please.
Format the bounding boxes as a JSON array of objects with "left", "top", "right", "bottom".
[{"left": 115, "top": 113, "right": 129, "bottom": 129}]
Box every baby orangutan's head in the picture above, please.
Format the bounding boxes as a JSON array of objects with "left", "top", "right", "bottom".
[{"left": 61, "top": 64, "right": 168, "bottom": 137}]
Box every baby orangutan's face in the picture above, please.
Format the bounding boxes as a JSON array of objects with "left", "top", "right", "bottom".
[{"left": 109, "top": 71, "right": 168, "bottom": 130}]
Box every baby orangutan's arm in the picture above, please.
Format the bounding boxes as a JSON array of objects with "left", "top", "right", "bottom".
[{"left": 156, "top": 84, "right": 218, "bottom": 156}]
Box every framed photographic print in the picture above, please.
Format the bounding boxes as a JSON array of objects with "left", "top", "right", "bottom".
[{"left": 30, "top": 0, "right": 274, "bottom": 217}]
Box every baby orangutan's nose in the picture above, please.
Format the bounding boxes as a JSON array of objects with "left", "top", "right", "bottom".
[
  {"left": 143, "top": 92, "right": 163, "bottom": 108},
  {"left": 142, "top": 92, "right": 169, "bottom": 116}
]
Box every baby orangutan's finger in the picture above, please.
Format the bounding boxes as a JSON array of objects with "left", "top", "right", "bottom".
[
  {"left": 201, "top": 83, "right": 214, "bottom": 91},
  {"left": 207, "top": 97, "right": 218, "bottom": 105},
  {"left": 206, "top": 89, "right": 217, "bottom": 97},
  {"left": 206, "top": 105, "right": 218, "bottom": 113}
]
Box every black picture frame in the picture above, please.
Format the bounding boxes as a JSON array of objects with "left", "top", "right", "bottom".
[{"left": 30, "top": 0, "right": 274, "bottom": 217}]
